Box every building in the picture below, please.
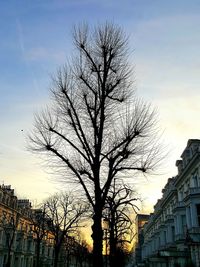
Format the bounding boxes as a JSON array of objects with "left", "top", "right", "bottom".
[
  {"left": 0, "top": 184, "right": 91, "bottom": 267},
  {"left": 0, "top": 184, "right": 54, "bottom": 267},
  {"left": 142, "top": 139, "right": 200, "bottom": 267},
  {"left": 134, "top": 214, "right": 149, "bottom": 267}
]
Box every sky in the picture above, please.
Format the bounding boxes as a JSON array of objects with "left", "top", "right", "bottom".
[{"left": 0, "top": 0, "right": 200, "bottom": 211}]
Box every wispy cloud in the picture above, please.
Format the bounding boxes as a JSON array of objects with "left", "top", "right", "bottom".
[
  {"left": 15, "top": 18, "right": 49, "bottom": 98},
  {"left": 24, "top": 46, "right": 66, "bottom": 64},
  {"left": 16, "top": 18, "right": 25, "bottom": 55}
]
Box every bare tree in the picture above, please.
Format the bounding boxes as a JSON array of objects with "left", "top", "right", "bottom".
[
  {"left": 44, "top": 192, "right": 88, "bottom": 267},
  {"left": 1, "top": 211, "right": 20, "bottom": 267},
  {"left": 63, "top": 235, "right": 76, "bottom": 267},
  {"left": 30, "top": 207, "right": 49, "bottom": 267},
  {"left": 63, "top": 233, "right": 92, "bottom": 267},
  {"left": 74, "top": 232, "right": 92, "bottom": 267},
  {"left": 103, "top": 181, "right": 138, "bottom": 267},
  {"left": 29, "top": 23, "right": 162, "bottom": 267}
]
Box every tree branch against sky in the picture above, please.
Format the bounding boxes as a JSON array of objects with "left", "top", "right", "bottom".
[
  {"left": 44, "top": 192, "right": 88, "bottom": 267},
  {"left": 0, "top": 1, "right": 200, "bottom": 211},
  {"left": 29, "top": 23, "right": 162, "bottom": 267}
]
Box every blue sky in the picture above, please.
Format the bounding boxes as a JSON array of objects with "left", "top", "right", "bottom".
[{"left": 1, "top": 0, "right": 200, "bottom": 210}]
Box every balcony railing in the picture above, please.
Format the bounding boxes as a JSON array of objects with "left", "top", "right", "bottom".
[
  {"left": 175, "top": 233, "right": 185, "bottom": 242},
  {"left": 189, "top": 187, "right": 200, "bottom": 195},
  {"left": 174, "top": 201, "right": 184, "bottom": 210},
  {"left": 165, "top": 241, "right": 176, "bottom": 249},
  {"left": 166, "top": 214, "right": 174, "bottom": 221},
  {"left": 189, "top": 227, "right": 200, "bottom": 234}
]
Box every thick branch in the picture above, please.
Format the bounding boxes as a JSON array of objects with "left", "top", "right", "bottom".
[
  {"left": 49, "top": 127, "right": 90, "bottom": 164},
  {"left": 47, "top": 146, "right": 94, "bottom": 207}
]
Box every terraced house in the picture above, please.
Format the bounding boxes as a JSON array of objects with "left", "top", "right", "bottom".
[
  {"left": 142, "top": 139, "right": 200, "bottom": 267},
  {"left": 0, "top": 184, "right": 54, "bottom": 267}
]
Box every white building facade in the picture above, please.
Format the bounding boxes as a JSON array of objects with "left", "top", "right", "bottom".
[{"left": 142, "top": 139, "right": 200, "bottom": 267}]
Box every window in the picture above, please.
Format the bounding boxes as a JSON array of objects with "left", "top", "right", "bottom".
[
  {"left": 27, "top": 240, "right": 32, "bottom": 252},
  {"left": 16, "top": 237, "right": 22, "bottom": 251},
  {"left": 171, "top": 226, "right": 175, "bottom": 242},
  {"left": 158, "top": 236, "right": 161, "bottom": 246},
  {"left": 14, "top": 257, "right": 19, "bottom": 267},
  {"left": 179, "top": 186, "right": 184, "bottom": 201},
  {"left": 3, "top": 255, "right": 7, "bottom": 265},
  {"left": 196, "top": 204, "right": 200, "bottom": 226},
  {"left": 181, "top": 215, "right": 187, "bottom": 233},
  {"left": 192, "top": 170, "right": 199, "bottom": 187},
  {"left": 184, "top": 181, "right": 189, "bottom": 195},
  {"left": 164, "top": 231, "right": 167, "bottom": 244}
]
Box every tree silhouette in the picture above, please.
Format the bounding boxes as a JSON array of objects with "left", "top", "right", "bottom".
[
  {"left": 103, "top": 181, "right": 138, "bottom": 267},
  {"left": 1, "top": 211, "right": 20, "bottom": 267},
  {"left": 30, "top": 207, "right": 49, "bottom": 267},
  {"left": 44, "top": 192, "right": 88, "bottom": 267},
  {"left": 29, "top": 23, "right": 162, "bottom": 267}
]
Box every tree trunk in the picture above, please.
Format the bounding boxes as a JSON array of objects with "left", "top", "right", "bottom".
[
  {"left": 92, "top": 208, "right": 103, "bottom": 267},
  {"left": 54, "top": 246, "right": 60, "bottom": 267},
  {"left": 66, "top": 250, "right": 70, "bottom": 267},
  {"left": 36, "top": 239, "right": 41, "bottom": 267},
  {"left": 109, "top": 221, "right": 117, "bottom": 267},
  {"left": 6, "top": 238, "right": 13, "bottom": 267},
  {"left": 6, "top": 250, "right": 11, "bottom": 267}
]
